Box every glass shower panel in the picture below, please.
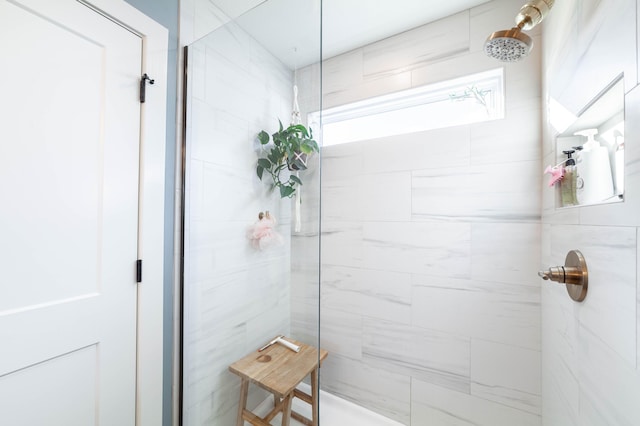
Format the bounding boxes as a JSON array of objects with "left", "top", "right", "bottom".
[{"left": 181, "top": 1, "right": 322, "bottom": 424}]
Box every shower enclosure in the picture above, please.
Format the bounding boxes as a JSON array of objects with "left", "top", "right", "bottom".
[
  {"left": 180, "top": 1, "right": 322, "bottom": 424},
  {"left": 180, "top": 0, "right": 545, "bottom": 424}
]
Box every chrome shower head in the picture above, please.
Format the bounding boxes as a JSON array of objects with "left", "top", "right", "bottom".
[{"left": 484, "top": 0, "right": 554, "bottom": 62}]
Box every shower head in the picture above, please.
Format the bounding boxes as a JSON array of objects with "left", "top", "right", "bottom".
[
  {"left": 484, "top": 0, "right": 554, "bottom": 62},
  {"left": 484, "top": 26, "right": 533, "bottom": 62}
]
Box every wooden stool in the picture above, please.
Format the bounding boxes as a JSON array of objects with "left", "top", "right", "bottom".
[{"left": 229, "top": 338, "right": 328, "bottom": 426}]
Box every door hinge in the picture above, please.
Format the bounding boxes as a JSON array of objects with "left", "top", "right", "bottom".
[
  {"left": 136, "top": 259, "right": 143, "bottom": 283},
  {"left": 140, "top": 73, "right": 154, "bottom": 103}
]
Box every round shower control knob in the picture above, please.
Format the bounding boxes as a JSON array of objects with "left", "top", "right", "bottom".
[{"left": 538, "top": 250, "right": 588, "bottom": 302}]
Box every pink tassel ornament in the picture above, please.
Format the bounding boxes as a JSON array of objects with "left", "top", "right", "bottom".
[{"left": 246, "top": 211, "right": 283, "bottom": 250}]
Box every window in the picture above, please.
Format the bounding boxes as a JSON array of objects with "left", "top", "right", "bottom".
[{"left": 309, "top": 68, "right": 504, "bottom": 147}]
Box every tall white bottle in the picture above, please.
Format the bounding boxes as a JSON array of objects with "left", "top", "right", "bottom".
[{"left": 575, "top": 128, "right": 614, "bottom": 205}]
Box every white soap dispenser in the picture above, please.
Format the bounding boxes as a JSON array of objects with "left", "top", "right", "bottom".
[{"left": 574, "top": 128, "right": 614, "bottom": 205}]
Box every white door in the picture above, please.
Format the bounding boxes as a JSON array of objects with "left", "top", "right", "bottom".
[{"left": 0, "top": 0, "right": 142, "bottom": 424}]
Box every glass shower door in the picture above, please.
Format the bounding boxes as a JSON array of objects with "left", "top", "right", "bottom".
[{"left": 180, "top": 1, "right": 322, "bottom": 424}]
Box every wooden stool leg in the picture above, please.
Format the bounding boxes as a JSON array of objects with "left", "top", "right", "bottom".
[
  {"left": 236, "top": 379, "right": 249, "bottom": 426},
  {"left": 311, "top": 368, "right": 319, "bottom": 426},
  {"left": 281, "top": 392, "right": 293, "bottom": 426}
]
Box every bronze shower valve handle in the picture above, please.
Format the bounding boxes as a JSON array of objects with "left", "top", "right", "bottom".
[{"left": 538, "top": 250, "right": 588, "bottom": 302}]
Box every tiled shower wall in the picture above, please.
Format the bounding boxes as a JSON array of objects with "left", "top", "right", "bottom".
[
  {"left": 541, "top": 0, "right": 640, "bottom": 424},
  {"left": 182, "top": 22, "right": 294, "bottom": 425},
  {"left": 293, "top": 0, "right": 543, "bottom": 424}
]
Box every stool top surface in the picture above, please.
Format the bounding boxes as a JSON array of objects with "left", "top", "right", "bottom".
[{"left": 229, "top": 338, "right": 328, "bottom": 397}]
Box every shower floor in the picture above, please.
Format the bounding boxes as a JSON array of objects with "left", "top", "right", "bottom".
[{"left": 250, "top": 383, "right": 404, "bottom": 426}]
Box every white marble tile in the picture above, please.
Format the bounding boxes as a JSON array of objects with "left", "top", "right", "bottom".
[
  {"left": 542, "top": 377, "right": 579, "bottom": 426},
  {"left": 200, "top": 162, "right": 290, "bottom": 224},
  {"left": 543, "top": 204, "right": 581, "bottom": 226},
  {"left": 469, "top": 102, "right": 542, "bottom": 166},
  {"left": 320, "top": 355, "right": 411, "bottom": 425},
  {"left": 545, "top": 0, "right": 637, "bottom": 115},
  {"left": 322, "top": 49, "right": 364, "bottom": 98},
  {"left": 360, "top": 269, "right": 412, "bottom": 325},
  {"left": 362, "top": 125, "right": 471, "bottom": 174},
  {"left": 321, "top": 265, "right": 364, "bottom": 315},
  {"left": 411, "top": 161, "right": 540, "bottom": 222},
  {"left": 319, "top": 306, "right": 363, "bottom": 360},
  {"left": 323, "top": 71, "right": 412, "bottom": 110},
  {"left": 362, "top": 171, "right": 412, "bottom": 222},
  {"left": 470, "top": 339, "right": 541, "bottom": 414},
  {"left": 296, "top": 61, "right": 322, "bottom": 116},
  {"left": 362, "top": 11, "right": 470, "bottom": 78},
  {"left": 576, "top": 324, "right": 640, "bottom": 426},
  {"left": 203, "top": 44, "right": 290, "bottom": 126},
  {"left": 184, "top": 322, "right": 246, "bottom": 398},
  {"left": 189, "top": 100, "right": 247, "bottom": 166},
  {"left": 188, "top": 45, "right": 207, "bottom": 102},
  {"left": 290, "top": 301, "right": 319, "bottom": 347},
  {"left": 410, "top": 49, "right": 499, "bottom": 92},
  {"left": 320, "top": 221, "right": 364, "bottom": 268},
  {"left": 192, "top": 1, "right": 230, "bottom": 44},
  {"left": 321, "top": 177, "right": 365, "bottom": 222},
  {"left": 290, "top": 235, "right": 320, "bottom": 314},
  {"left": 362, "top": 319, "right": 470, "bottom": 393},
  {"left": 321, "top": 142, "right": 364, "bottom": 181},
  {"left": 412, "top": 275, "right": 540, "bottom": 350},
  {"left": 188, "top": 220, "right": 289, "bottom": 279},
  {"left": 471, "top": 222, "right": 542, "bottom": 287},
  {"left": 245, "top": 301, "right": 291, "bottom": 346},
  {"left": 411, "top": 379, "right": 542, "bottom": 426},
  {"left": 207, "top": 0, "right": 265, "bottom": 23},
  {"left": 187, "top": 159, "right": 204, "bottom": 223},
  {"left": 362, "top": 221, "right": 471, "bottom": 279},
  {"left": 550, "top": 224, "right": 637, "bottom": 366},
  {"left": 541, "top": 285, "right": 581, "bottom": 424}
]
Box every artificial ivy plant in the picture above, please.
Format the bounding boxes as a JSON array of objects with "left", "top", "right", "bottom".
[{"left": 256, "top": 120, "right": 319, "bottom": 198}]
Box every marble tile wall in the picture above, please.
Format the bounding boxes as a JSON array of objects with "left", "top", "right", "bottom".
[
  {"left": 292, "top": 0, "right": 543, "bottom": 424},
  {"left": 541, "top": 0, "right": 640, "bottom": 424},
  {"left": 182, "top": 21, "right": 295, "bottom": 425}
]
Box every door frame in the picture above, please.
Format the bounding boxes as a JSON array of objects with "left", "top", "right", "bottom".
[{"left": 76, "top": 1, "right": 168, "bottom": 425}]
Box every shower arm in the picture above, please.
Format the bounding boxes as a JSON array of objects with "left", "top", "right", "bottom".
[{"left": 516, "top": 0, "right": 555, "bottom": 31}]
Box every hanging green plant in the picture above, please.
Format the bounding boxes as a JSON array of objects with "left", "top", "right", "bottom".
[{"left": 256, "top": 119, "right": 319, "bottom": 198}]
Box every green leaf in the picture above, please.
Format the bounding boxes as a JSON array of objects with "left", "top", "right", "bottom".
[
  {"left": 267, "top": 151, "right": 279, "bottom": 165},
  {"left": 290, "top": 175, "right": 302, "bottom": 185},
  {"left": 258, "top": 130, "right": 270, "bottom": 145},
  {"left": 257, "top": 158, "right": 271, "bottom": 169},
  {"left": 256, "top": 166, "right": 264, "bottom": 180},
  {"left": 289, "top": 124, "right": 307, "bottom": 136},
  {"left": 299, "top": 144, "right": 314, "bottom": 154},
  {"left": 278, "top": 119, "right": 284, "bottom": 132},
  {"left": 306, "top": 139, "right": 319, "bottom": 153},
  {"left": 280, "top": 185, "right": 295, "bottom": 198}
]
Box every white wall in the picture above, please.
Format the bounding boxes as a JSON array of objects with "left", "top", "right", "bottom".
[
  {"left": 541, "top": 0, "right": 640, "bottom": 424},
  {"left": 182, "top": 21, "right": 294, "bottom": 425},
  {"left": 294, "top": 0, "right": 543, "bottom": 424}
]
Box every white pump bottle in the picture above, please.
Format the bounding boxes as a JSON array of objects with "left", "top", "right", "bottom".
[{"left": 574, "top": 128, "right": 614, "bottom": 205}]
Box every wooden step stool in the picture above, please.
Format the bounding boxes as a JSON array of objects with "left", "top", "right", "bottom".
[{"left": 229, "top": 338, "right": 328, "bottom": 426}]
